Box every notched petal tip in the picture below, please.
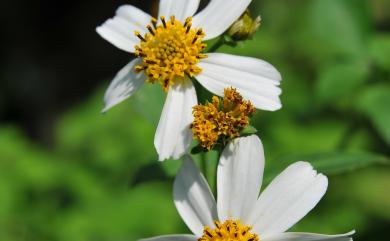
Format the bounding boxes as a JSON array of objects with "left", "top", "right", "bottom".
[{"left": 293, "top": 161, "right": 328, "bottom": 180}]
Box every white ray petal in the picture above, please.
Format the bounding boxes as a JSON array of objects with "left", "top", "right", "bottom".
[
  {"left": 248, "top": 162, "right": 328, "bottom": 238},
  {"left": 96, "top": 5, "right": 152, "bottom": 52},
  {"left": 102, "top": 58, "right": 145, "bottom": 112},
  {"left": 197, "top": 53, "right": 282, "bottom": 111},
  {"left": 263, "top": 231, "right": 355, "bottom": 241},
  {"left": 193, "top": 0, "right": 252, "bottom": 40},
  {"left": 140, "top": 234, "right": 197, "bottom": 241},
  {"left": 158, "top": 0, "right": 200, "bottom": 22},
  {"left": 154, "top": 78, "right": 197, "bottom": 161},
  {"left": 174, "top": 156, "right": 218, "bottom": 237},
  {"left": 217, "top": 135, "right": 265, "bottom": 223}
]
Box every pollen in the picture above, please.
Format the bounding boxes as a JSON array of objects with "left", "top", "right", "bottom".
[
  {"left": 191, "top": 88, "right": 255, "bottom": 150},
  {"left": 199, "top": 220, "right": 260, "bottom": 241},
  {"left": 134, "top": 16, "right": 207, "bottom": 91}
]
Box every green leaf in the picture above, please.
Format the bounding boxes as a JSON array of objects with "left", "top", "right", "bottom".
[
  {"left": 369, "top": 34, "right": 390, "bottom": 70},
  {"left": 264, "top": 119, "right": 348, "bottom": 161},
  {"left": 264, "top": 152, "right": 389, "bottom": 184},
  {"left": 57, "top": 182, "right": 182, "bottom": 241},
  {"left": 309, "top": 152, "right": 389, "bottom": 174},
  {"left": 56, "top": 88, "right": 157, "bottom": 174},
  {"left": 344, "top": 167, "right": 390, "bottom": 219},
  {"left": 358, "top": 84, "right": 390, "bottom": 145},
  {"left": 316, "top": 60, "right": 369, "bottom": 105},
  {"left": 309, "top": 0, "right": 365, "bottom": 57}
]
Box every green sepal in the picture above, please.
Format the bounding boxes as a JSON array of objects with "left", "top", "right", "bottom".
[
  {"left": 241, "top": 125, "right": 258, "bottom": 136},
  {"left": 191, "top": 144, "right": 207, "bottom": 155}
]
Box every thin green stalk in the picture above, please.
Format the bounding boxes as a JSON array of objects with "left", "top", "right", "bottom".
[
  {"left": 200, "top": 152, "right": 208, "bottom": 181},
  {"left": 207, "top": 36, "right": 225, "bottom": 53}
]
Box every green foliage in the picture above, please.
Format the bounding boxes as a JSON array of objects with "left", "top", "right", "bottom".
[
  {"left": 369, "top": 34, "right": 390, "bottom": 70},
  {"left": 264, "top": 152, "right": 389, "bottom": 184},
  {"left": 309, "top": 0, "right": 366, "bottom": 58},
  {"left": 358, "top": 84, "right": 390, "bottom": 145},
  {"left": 0, "top": 92, "right": 187, "bottom": 241},
  {"left": 316, "top": 60, "right": 369, "bottom": 105}
]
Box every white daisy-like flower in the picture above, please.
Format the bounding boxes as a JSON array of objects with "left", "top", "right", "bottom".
[
  {"left": 96, "top": 0, "right": 282, "bottom": 161},
  {"left": 140, "top": 135, "right": 354, "bottom": 241}
]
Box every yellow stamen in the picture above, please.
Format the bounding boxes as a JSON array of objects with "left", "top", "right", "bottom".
[
  {"left": 199, "top": 220, "right": 260, "bottom": 241},
  {"left": 134, "top": 16, "right": 207, "bottom": 91},
  {"left": 191, "top": 88, "right": 255, "bottom": 150}
]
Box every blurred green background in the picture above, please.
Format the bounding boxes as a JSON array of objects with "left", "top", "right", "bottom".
[{"left": 0, "top": 0, "right": 389, "bottom": 240}]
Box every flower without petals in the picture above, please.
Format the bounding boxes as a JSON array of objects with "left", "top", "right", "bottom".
[
  {"left": 96, "top": 0, "right": 282, "bottom": 161},
  {"left": 140, "top": 135, "right": 355, "bottom": 241},
  {"left": 191, "top": 87, "right": 255, "bottom": 150}
]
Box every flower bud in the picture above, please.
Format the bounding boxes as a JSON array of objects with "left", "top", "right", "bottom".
[{"left": 228, "top": 10, "right": 261, "bottom": 41}]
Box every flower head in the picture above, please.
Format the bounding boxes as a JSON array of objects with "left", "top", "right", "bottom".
[
  {"left": 191, "top": 88, "right": 255, "bottom": 150},
  {"left": 199, "top": 220, "right": 259, "bottom": 241},
  {"left": 96, "top": 0, "right": 282, "bottom": 161},
  {"left": 140, "top": 135, "right": 355, "bottom": 241},
  {"left": 134, "top": 16, "right": 207, "bottom": 91}
]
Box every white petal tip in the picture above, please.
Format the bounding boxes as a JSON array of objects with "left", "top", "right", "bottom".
[
  {"left": 101, "top": 101, "right": 114, "bottom": 113},
  {"left": 253, "top": 101, "right": 282, "bottom": 112},
  {"left": 296, "top": 161, "right": 329, "bottom": 192},
  {"left": 294, "top": 161, "right": 324, "bottom": 176},
  {"left": 158, "top": 156, "right": 168, "bottom": 162},
  {"left": 154, "top": 80, "right": 197, "bottom": 161},
  {"left": 101, "top": 105, "right": 110, "bottom": 114},
  {"left": 101, "top": 99, "right": 119, "bottom": 113},
  {"left": 157, "top": 151, "right": 184, "bottom": 162},
  {"left": 267, "top": 103, "right": 283, "bottom": 111},
  {"left": 95, "top": 26, "right": 107, "bottom": 40}
]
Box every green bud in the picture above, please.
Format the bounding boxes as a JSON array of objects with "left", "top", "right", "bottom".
[{"left": 228, "top": 10, "right": 261, "bottom": 41}]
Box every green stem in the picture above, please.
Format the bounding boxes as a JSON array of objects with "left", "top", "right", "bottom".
[
  {"left": 200, "top": 152, "right": 208, "bottom": 180},
  {"left": 207, "top": 36, "right": 225, "bottom": 53}
]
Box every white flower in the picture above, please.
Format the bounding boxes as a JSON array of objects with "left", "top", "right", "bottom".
[
  {"left": 140, "top": 135, "right": 355, "bottom": 241},
  {"left": 96, "top": 0, "right": 282, "bottom": 161}
]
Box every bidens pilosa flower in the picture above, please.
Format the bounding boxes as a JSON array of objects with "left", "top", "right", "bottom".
[
  {"left": 140, "top": 135, "right": 355, "bottom": 241},
  {"left": 192, "top": 88, "right": 255, "bottom": 150},
  {"left": 96, "top": 0, "right": 282, "bottom": 161}
]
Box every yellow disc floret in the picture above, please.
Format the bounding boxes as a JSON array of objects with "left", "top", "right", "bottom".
[
  {"left": 191, "top": 88, "right": 256, "bottom": 150},
  {"left": 134, "top": 16, "right": 207, "bottom": 91},
  {"left": 199, "top": 220, "right": 260, "bottom": 241}
]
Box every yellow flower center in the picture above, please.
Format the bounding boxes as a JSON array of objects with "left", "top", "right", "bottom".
[
  {"left": 199, "top": 220, "right": 260, "bottom": 241},
  {"left": 191, "top": 88, "right": 255, "bottom": 150},
  {"left": 134, "top": 16, "right": 207, "bottom": 91}
]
